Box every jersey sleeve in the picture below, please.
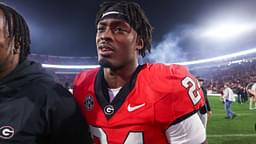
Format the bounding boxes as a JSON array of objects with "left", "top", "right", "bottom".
[
  {"left": 165, "top": 113, "right": 206, "bottom": 144},
  {"left": 169, "top": 64, "right": 205, "bottom": 123},
  {"left": 151, "top": 64, "right": 205, "bottom": 125}
]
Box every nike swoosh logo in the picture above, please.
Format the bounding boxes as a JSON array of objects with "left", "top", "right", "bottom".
[{"left": 127, "top": 103, "right": 145, "bottom": 112}]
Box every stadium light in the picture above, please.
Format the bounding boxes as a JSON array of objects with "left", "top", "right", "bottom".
[
  {"left": 41, "top": 47, "right": 256, "bottom": 69},
  {"left": 42, "top": 64, "right": 100, "bottom": 69},
  {"left": 200, "top": 21, "right": 256, "bottom": 40}
]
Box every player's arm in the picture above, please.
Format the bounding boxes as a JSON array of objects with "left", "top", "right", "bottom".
[
  {"left": 169, "top": 64, "right": 205, "bottom": 110},
  {"left": 46, "top": 84, "right": 91, "bottom": 144},
  {"left": 165, "top": 113, "right": 206, "bottom": 144},
  {"left": 166, "top": 64, "right": 206, "bottom": 143}
]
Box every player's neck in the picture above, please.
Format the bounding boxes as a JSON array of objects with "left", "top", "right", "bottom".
[{"left": 104, "top": 62, "right": 138, "bottom": 88}]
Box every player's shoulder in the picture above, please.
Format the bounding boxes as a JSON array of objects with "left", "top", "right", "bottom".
[
  {"left": 143, "top": 63, "right": 190, "bottom": 77},
  {"left": 73, "top": 68, "right": 99, "bottom": 86},
  {"left": 168, "top": 64, "right": 189, "bottom": 77},
  {"left": 139, "top": 64, "right": 191, "bottom": 93},
  {"left": 77, "top": 68, "right": 99, "bottom": 77}
]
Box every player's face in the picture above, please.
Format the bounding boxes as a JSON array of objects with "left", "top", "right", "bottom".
[
  {"left": 96, "top": 18, "right": 142, "bottom": 69},
  {"left": 0, "top": 9, "right": 18, "bottom": 79}
]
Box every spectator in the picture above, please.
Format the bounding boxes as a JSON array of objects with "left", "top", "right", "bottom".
[
  {"left": 222, "top": 83, "right": 236, "bottom": 119},
  {"left": 246, "top": 82, "right": 256, "bottom": 110}
]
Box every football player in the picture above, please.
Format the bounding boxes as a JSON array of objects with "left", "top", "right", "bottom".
[{"left": 73, "top": 1, "right": 206, "bottom": 144}]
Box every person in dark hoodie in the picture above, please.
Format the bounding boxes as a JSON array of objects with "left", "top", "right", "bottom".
[{"left": 0, "top": 3, "right": 91, "bottom": 144}]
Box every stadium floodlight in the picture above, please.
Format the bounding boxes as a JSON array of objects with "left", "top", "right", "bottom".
[
  {"left": 41, "top": 64, "right": 100, "bottom": 69},
  {"left": 200, "top": 21, "right": 256, "bottom": 40}
]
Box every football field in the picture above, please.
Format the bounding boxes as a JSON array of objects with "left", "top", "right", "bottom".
[{"left": 207, "top": 96, "right": 256, "bottom": 144}]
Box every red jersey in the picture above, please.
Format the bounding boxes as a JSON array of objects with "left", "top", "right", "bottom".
[{"left": 73, "top": 64, "right": 205, "bottom": 144}]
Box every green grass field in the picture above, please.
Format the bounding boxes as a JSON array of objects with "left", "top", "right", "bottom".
[{"left": 207, "top": 96, "right": 256, "bottom": 144}]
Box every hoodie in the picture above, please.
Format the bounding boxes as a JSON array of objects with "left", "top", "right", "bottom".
[{"left": 0, "top": 60, "right": 91, "bottom": 144}]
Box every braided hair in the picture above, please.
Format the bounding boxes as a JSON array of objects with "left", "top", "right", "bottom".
[
  {"left": 0, "top": 3, "right": 31, "bottom": 63},
  {"left": 96, "top": 1, "right": 153, "bottom": 57}
]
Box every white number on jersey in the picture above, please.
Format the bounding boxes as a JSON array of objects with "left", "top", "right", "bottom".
[
  {"left": 181, "top": 77, "right": 202, "bottom": 105},
  {"left": 90, "top": 125, "right": 144, "bottom": 144}
]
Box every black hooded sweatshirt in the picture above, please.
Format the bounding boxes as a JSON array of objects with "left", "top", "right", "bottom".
[{"left": 0, "top": 60, "right": 91, "bottom": 144}]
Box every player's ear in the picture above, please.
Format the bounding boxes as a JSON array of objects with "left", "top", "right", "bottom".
[{"left": 136, "top": 37, "right": 144, "bottom": 50}]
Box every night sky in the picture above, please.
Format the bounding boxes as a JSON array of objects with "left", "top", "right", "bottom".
[{"left": 3, "top": 0, "right": 256, "bottom": 62}]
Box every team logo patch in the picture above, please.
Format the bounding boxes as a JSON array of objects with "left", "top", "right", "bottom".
[
  {"left": 0, "top": 126, "right": 15, "bottom": 139},
  {"left": 84, "top": 96, "right": 94, "bottom": 111},
  {"left": 104, "top": 105, "right": 114, "bottom": 115}
]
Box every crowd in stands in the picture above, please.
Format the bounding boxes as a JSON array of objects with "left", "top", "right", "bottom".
[
  {"left": 28, "top": 53, "right": 98, "bottom": 87},
  {"left": 193, "top": 59, "right": 256, "bottom": 103},
  {"left": 28, "top": 53, "right": 256, "bottom": 101},
  {"left": 201, "top": 61, "right": 255, "bottom": 90},
  {"left": 29, "top": 53, "right": 98, "bottom": 65}
]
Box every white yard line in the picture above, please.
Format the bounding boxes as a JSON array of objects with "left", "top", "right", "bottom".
[
  {"left": 208, "top": 134, "right": 256, "bottom": 137},
  {"left": 213, "top": 113, "right": 255, "bottom": 116}
]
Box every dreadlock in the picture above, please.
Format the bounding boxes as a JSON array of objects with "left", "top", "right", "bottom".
[
  {"left": 96, "top": 1, "right": 153, "bottom": 57},
  {"left": 0, "top": 3, "right": 31, "bottom": 63}
]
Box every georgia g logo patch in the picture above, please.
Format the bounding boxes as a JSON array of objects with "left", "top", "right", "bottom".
[
  {"left": 0, "top": 126, "right": 15, "bottom": 139},
  {"left": 84, "top": 96, "right": 94, "bottom": 111}
]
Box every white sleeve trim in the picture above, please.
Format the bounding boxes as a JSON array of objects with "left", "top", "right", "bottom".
[{"left": 166, "top": 113, "right": 206, "bottom": 144}]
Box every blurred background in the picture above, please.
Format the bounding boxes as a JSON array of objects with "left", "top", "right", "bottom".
[{"left": 3, "top": 1, "right": 256, "bottom": 143}]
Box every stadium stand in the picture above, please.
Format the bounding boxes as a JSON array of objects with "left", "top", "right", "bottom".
[
  {"left": 28, "top": 53, "right": 256, "bottom": 100},
  {"left": 28, "top": 54, "right": 98, "bottom": 87}
]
